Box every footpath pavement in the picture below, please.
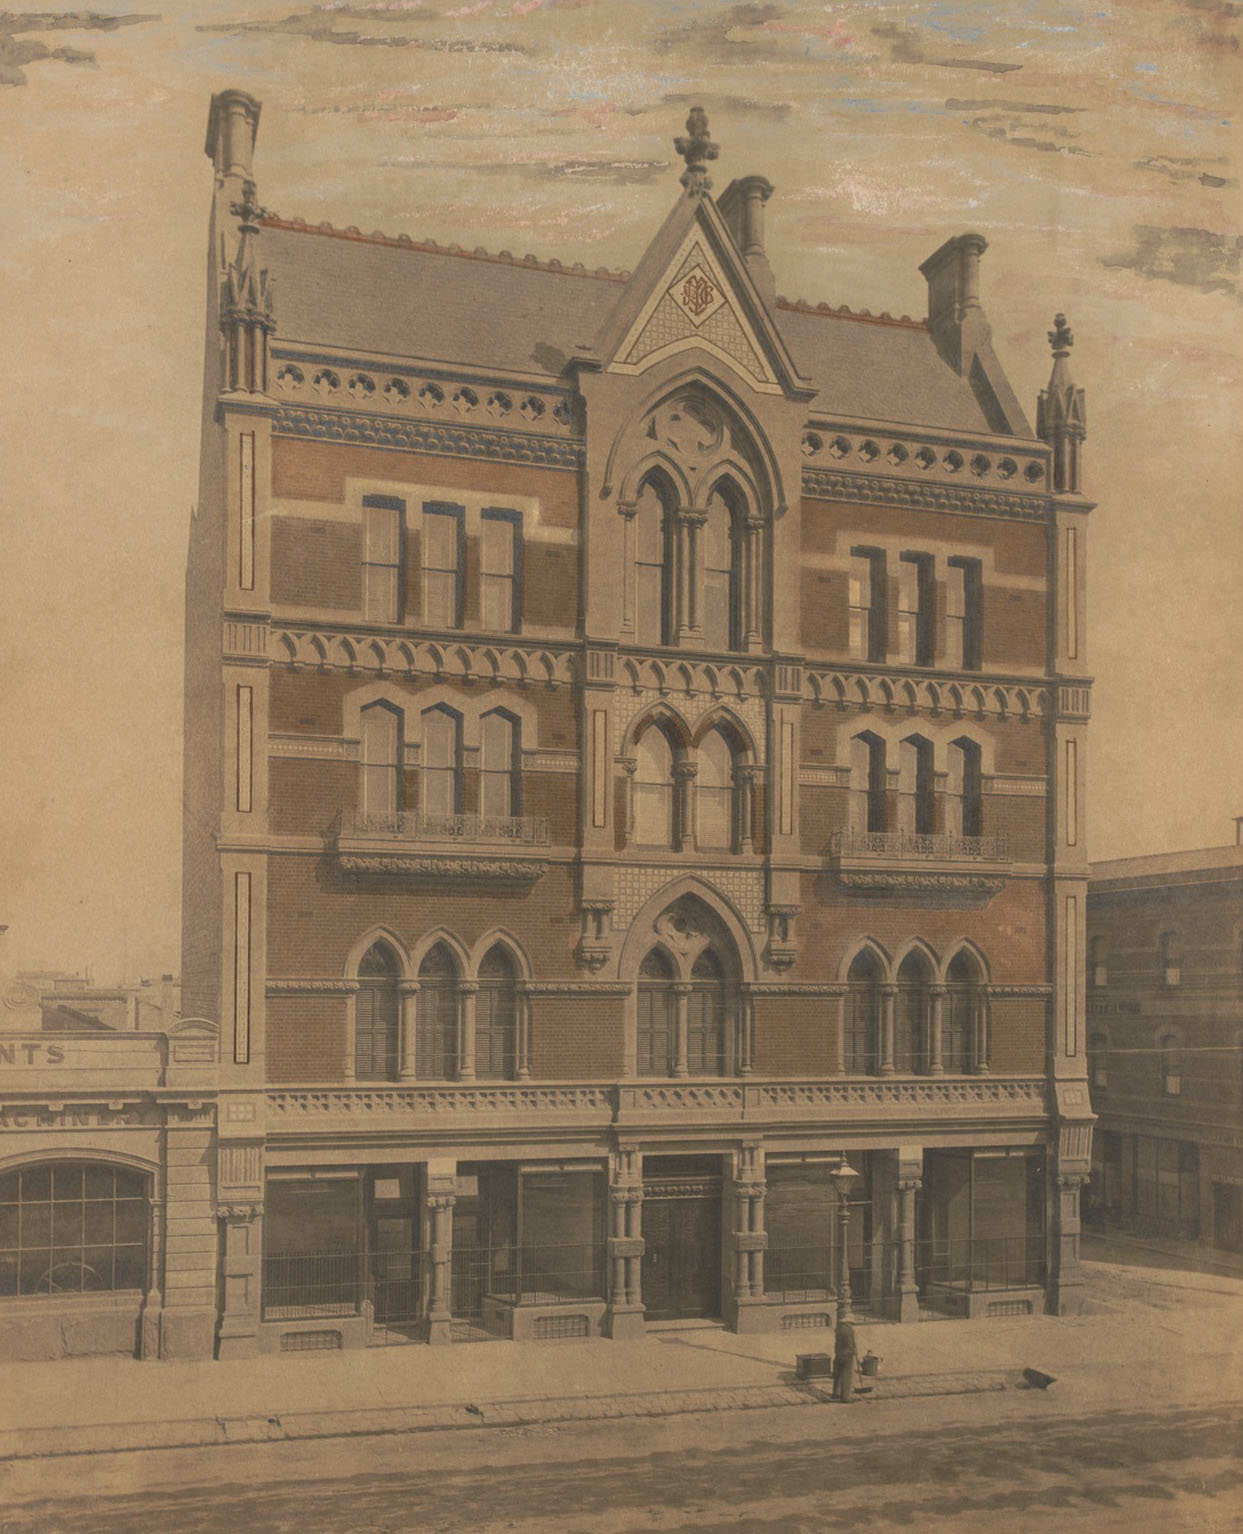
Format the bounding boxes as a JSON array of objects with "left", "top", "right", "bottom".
[{"left": 4, "top": 1239, "right": 1241, "bottom": 1464}]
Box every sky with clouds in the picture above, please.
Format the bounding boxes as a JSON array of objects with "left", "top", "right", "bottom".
[{"left": 0, "top": 0, "right": 1239, "bottom": 982}]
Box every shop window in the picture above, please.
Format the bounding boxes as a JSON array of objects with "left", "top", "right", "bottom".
[
  {"left": 262, "top": 1174, "right": 362, "bottom": 1319},
  {"left": 844, "top": 948, "right": 883, "bottom": 1074},
  {"left": 516, "top": 1169, "right": 606, "bottom": 1302},
  {"left": 897, "top": 552, "right": 935, "bottom": 666},
  {"left": 417, "top": 943, "right": 460, "bottom": 1079},
  {"left": 422, "top": 503, "right": 464, "bottom": 628},
  {"left": 359, "top": 702, "right": 402, "bottom": 823},
  {"left": 634, "top": 723, "right": 677, "bottom": 848},
  {"left": 362, "top": 495, "right": 403, "bottom": 624},
  {"left": 895, "top": 950, "right": 932, "bottom": 1073},
  {"left": 480, "top": 709, "right": 521, "bottom": 822},
  {"left": 421, "top": 705, "right": 463, "bottom": 822},
  {"left": 849, "top": 547, "right": 886, "bottom": 662},
  {"left": 634, "top": 474, "right": 675, "bottom": 646},
  {"left": 696, "top": 726, "right": 739, "bottom": 851},
  {"left": 946, "top": 557, "right": 982, "bottom": 670},
  {"left": 476, "top": 946, "right": 518, "bottom": 1081},
  {"left": 637, "top": 948, "right": 676, "bottom": 1077},
  {"left": 355, "top": 942, "right": 401, "bottom": 1081},
  {"left": 702, "top": 481, "right": 742, "bottom": 652},
  {"left": 765, "top": 1163, "right": 835, "bottom": 1299},
  {"left": 0, "top": 1162, "right": 150, "bottom": 1298},
  {"left": 480, "top": 508, "right": 521, "bottom": 633}
]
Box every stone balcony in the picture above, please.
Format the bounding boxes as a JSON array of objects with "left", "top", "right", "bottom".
[
  {"left": 265, "top": 1074, "right": 1049, "bottom": 1138},
  {"left": 332, "top": 810, "right": 551, "bottom": 884},
  {"left": 828, "top": 828, "right": 1012, "bottom": 895}
]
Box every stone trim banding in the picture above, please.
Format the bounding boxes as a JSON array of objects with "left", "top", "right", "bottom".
[
  {"left": 272, "top": 404, "right": 584, "bottom": 471},
  {"left": 802, "top": 466, "right": 1049, "bottom": 522},
  {"left": 337, "top": 853, "right": 548, "bottom": 883}
]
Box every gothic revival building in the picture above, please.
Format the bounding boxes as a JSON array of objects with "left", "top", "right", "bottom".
[
  {"left": 183, "top": 91, "right": 1096, "bottom": 1357},
  {"left": 1086, "top": 836, "right": 1243, "bottom": 1254}
]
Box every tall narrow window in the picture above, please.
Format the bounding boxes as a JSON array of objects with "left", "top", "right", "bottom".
[
  {"left": 845, "top": 950, "right": 883, "bottom": 1075},
  {"left": 422, "top": 503, "right": 464, "bottom": 628},
  {"left": 1160, "top": 931, "right": 1181, "bottom": 987},
  {"left": 897, "top": 552, "right": 935, "bottom": 666},
  {"left": 849, "top": 547, "right": 887, "bottom": 662},
  {"left": 360, "top": 703, "right": 402, "bottom": 824},
  {"left": 634, "top": 725, "right": 676, "bottom": 848},
  {"left": 852, "top": 732, "right": 888, "bottom": 834},
  {"left": 1160, "top": 1033, "right": 1181, "bottom": 1096},
  {"left": 637, "top": 948, "right": 675, "bottom": 1076},
  {"left": 696, "top": 727, "right": 736, "bottom": 851},
  {"left": 421, "top": 706, "right": 462, "bottom": 823},
  {"left": 948, "top": 737, "right": 983, "bottom": 839},
  {"left": 635, "top": 476, "right": 674, "bottom": 646},
  {"left": 688, "top": 949, "right": 730, "bottom": 1075},
  {"left": 481, "top": 508, "right": 521, "bottom": 633},
  {"left": 944, "top": 950, "right": 982, "bottom": 1074},
  {"left": 895, "top": 951, "right": 931, "bottom": 1073},
  {"left": 702, "top": 484, "right": 740, "bottom": 651},
  {"left": 480, "top": 710, "right": 521, "bottom": 823},
  {"left": 355, "top": 942, "right": 401, "bottom": 1081},
  {"left": 946, "top": 557, "right": 982, "bottom": 670},
  {"left": 1088, "top": 1030, "right": 1109, "bottom": 1092},
  {"left": 362, "top": 496, "right": 403, "bottom": 623},
  {"left": 899, "top": 735, "right": 936, "bottom": 836},
  {"left": 1088, "top": 935, "right": 1107, "bottom": 988},
  {"left": 417, "top": 944, "right": 460, "bottom": 1079},
  {"left": 476, "top": 947, "right": 518, "bottom": 1081}
]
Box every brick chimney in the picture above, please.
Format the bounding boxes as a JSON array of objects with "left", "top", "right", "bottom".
[
  {"left": 919, "top": 232, "right": 989, "bottom": 374},
  {"left": 719, "top": 176, "right": 776, "bottom": 301},
  {"left": 205, "top": 89, "right": 262, "bottom": 184}
]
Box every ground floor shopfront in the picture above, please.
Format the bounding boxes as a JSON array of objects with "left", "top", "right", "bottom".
[
  {"left": 247, "top": 1139, "right": 1054, "bottom": 1354},
  {"left": 1090, "top": 1123, "right": 1243, "bottom": 1254}
]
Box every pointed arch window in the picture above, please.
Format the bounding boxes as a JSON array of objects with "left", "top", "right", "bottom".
[
  {"left": 635, "top": 475, "right": 675, "bottom": 647},
  {"left": 702, "top": 482, "right": 742, "bottom": 651},
  {"left": 355, "top": 942, "right": 401, "bottom": 1081},
  {"left": 360, "top": 703, "right": 403, "bottom": 825},
  {"left": 696, "top": 727, "right": 738, "bottom": 851},
  {"left": 476, "top": 946, "right": 518, "bottom": 1080},
  {"left": 852, "top": 732, "right": 889, "bottom": 834},
  {"left": 634, "top": 724, "right": 677, "bottom": 848},
  {"left": 421, "top": 706, "right": 463, "bottom": 823},
  {"left": 688, "top": 949, "right": 730, "bottom": 1075},
  {"left": 944, "top": 949, "right": 984, "bottom": 1074},
  {"left": 637, "top": 948, "right": 676, "bottom": 1077},
  {"left": 480, "top": 710, "right": 521, "bottom": 823},
  {"left": 895, "top": 951, "right": 932, "bottom": 1074},
  {"left": 417, "top": 943, "right": 460, "bottom": 1079},
  {"left": 899, "top": 735, "right": 936, "bottom": 837},
  {"left": 949, "top": 737, "right": 983, "bottom": 841},
  {"left": 844, "top": 950, "right": 884, "bottom": 1075}
]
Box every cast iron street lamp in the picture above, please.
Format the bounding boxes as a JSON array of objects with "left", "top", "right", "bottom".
[{"left": 830, "top": 1153, "right": 860, "bottom": 1320}]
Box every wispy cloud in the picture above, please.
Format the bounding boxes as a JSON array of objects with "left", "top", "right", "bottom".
[
  {"left": 1102, "top": 225, "right": 1243, "bottom": 300},
  {"left": 1137, "top": 154, "right": 1236, "bottom": 188},
  {"left": 0, "top": 10, "right": 157, "bottom": 86},
  {"left": 661, "top": 91, "right": 793, "bottom": 123},
  {"left": 198, "top": 6, "right": 524, "bottom": 51},
  {"left": 956, "top": 104, "right": 1094, "bottom": 156},
  {"left": 872, "top": 21, "right": 1021, "bottom": 75}
]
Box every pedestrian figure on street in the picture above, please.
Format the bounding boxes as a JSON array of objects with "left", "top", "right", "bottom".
[{"left": 832, "top": 1316, "right": 858, "bottom": 1402}]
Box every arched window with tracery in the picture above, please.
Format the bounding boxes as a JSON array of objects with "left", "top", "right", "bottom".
[
  {"left": 696, "top": 726, "right": 739, "bottom": 851},
  {"left": 944, "top": 949, "right": 984, "bottom": 1074},
  {"left": 702, "top": 481, "right": 743, "bottom": 651},
  {"left": 476, "top": 946, "right": 518, "bottom": 1081},
  {"left": 637, "top": 948, "right": 676, "bottom": 1077},
  {"left": 634, "top": 473, "right": 675, "bottom": 646},
  {"left": 421, "top": 706, "right": 463, "bottom": 824},
  {"left": 895, "top": 951, "right": 932, "bottom": 1073},
  {"left": 634, "top": 724, "right": 677, "bottom": 848},
  {"left": 360, "top": 702, "right": 402, "bottom": 825},
  {"left": 688, "top": 949, "right": 730, "bottom": 1075},
  {"left": 417, "top": 943, "right": 460, "bottom": 1079},
  {"left": 845, "top": 949, "right": 884, "bottom": 1075},
  {"left": 355, "top": 941, "right": 401, "bottom": 1081}
]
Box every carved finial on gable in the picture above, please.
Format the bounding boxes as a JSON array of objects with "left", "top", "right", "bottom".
[
  {"left": 1048, "top": 312, "right": 1074, "bottom": 355},
  {"left": 230, "top": 179, "right": 268, "bottom": 234},
  {"left": 675, "top": 107, "right": 719, "bottom": 196},
  {"left": 1037, "top": 312, "right": 1086, "bottom": 494}
]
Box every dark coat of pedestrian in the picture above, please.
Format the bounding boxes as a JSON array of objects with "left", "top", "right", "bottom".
[{"left": 832, "top": 1317, "right": 858, "bottom": 1402}]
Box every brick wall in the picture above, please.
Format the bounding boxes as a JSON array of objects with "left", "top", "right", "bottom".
[
  {"left": 988, "top": 996, "right": 1046, "bottom": 1073},
  {"left": 529, "top": 996, "right": 625, "bottom": 1077},
  {"left": 267, "top": 995, "right": 346, "bottom": 1081},
  {"left": 271, "top": 517, "right": 362, "bottom": 609},
  {"left": 751, "top": 995, "right": 838, "bottom": 1076}
]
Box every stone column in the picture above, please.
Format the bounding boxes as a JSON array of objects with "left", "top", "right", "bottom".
[
  {"left": 974, "top": 992, "right": 991, "bottom": 1073},
  {"left": 617, "top": 499, "right": 637, "bottom": 635},
  {"left": 606, "top": 1150, "right": 645, "bottom": 1339},
  {"left": 879, "top": 985, "right": 897, "bottom": 1075},
  {"left": 744, "top": 515, "right": 765, "bottom": 651},
  {"left": 398, "top": 981, "right": 420, "bottom": 1081},
  {"left": 728, "top": 1145, "right": 769, "bottom": 1332},
  {"left": 927, "top": 985, "right": 946, "bottom": 1075},
  {"left": 217, "top": 1203, "right": 264, "bottom": 1360},
  {"left": 425, "top": 1187, "right": 457, "bottom": 1345},
  {"left": 737, "top": 990, "right": 754, "bottom": 1076},
  {"left": 673, "top": 760, "right": 698, "bottom": 851},
  {"left": 897, "top": 1174, "right": 922, "bottom": 1324},
  {"left": 736, "top": 763, "right": 759, "bottom": 854},
  {"left": 515, "top": 984, "right": 532, "bottom": 1079},
  {"left": 673, "top": 982, "right": 692, "bottom": 1077},
  {"left": 340, "top": 980, "right": 361, "bottom": 1082},
  {"left": 618, "top": 757, "right": 637, "bottom": 845},
  {"left": 457, "top": 981, "right": 478, "bottom": 1081},
  {"left": 684, "top": 509, "right": 706, "bottom": 637}
]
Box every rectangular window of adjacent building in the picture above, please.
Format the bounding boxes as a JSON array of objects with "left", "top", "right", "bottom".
[
  {"left": 897, "top": 552, "right": 935, "bottom": 666},
  {"left": 481, "top": 508, "right": 521, "bottom": 633},
  {"left": 849, "top": 547, "right": 886, "bottom": 662},
  {"left": 422, "top": 503, "right": 464, "bottom": 628},
  {"left": 362, "top": 496, "right": 404, "bottom": 623},
  {"left": 946, "top": 557, "right": 982, "bottom": 670}
]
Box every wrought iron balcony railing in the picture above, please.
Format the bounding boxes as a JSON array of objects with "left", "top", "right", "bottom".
[{"left": 830, "top": 828, "right": 1009, "bottom": 862}]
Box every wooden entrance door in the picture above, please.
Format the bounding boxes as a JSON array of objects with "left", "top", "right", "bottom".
[{"left": 642, "top": 1180, "right": 722, "bottom": 1321}]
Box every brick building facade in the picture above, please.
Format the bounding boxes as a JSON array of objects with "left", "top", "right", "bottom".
[
  {"left": 1086, "top": 840, "right": 1243, "bottom": 1253},
  {"left": 175, "top": 91, "right": 1097, "bottom": 1358}
]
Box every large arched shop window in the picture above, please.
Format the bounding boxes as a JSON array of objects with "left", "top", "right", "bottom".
[
  {"left": 702, "top": 481, "right": 742, "bottom": 651},
  {"left": 944, "top": 949, "right": 983, "bottom": 1074},
  {"left": 844, "top": 949, "right": 884, "bottom": 1075},
  {"left": 476, "top": 946, "right": 518, "bottom": 1081},
  {"left": 634, "top": 723, "right": 677, "bottom": 848},
  {"left": 687, "top": 948, "right": 730, "bottom": 1075},
  {"left": 417, "top": 943, "right": 460, "bottom": 1079},
  {"left": 895, "top": 950, "right": 932, "bottom": 1073},
  {"left": 355, "top": 941, "right": 401, "bottom": 1081},
  {"left": 637, "top": 948, "right": 676, "bottom": 1077},
  {"left": 634, "top": 474, "right": 675, "bottom": 646},
  {"left": 0, "top": 1162, "right": 150, "bottom": 1297}
]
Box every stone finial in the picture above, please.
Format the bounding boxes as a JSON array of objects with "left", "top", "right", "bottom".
[
  {"left": 674, "top": 107, "right": 719, "bottom": 195},
  {"left": 230, "top": 180, "right": 268, "bottom": 234},
  {"left": 1049, "top": 313, "right": 1074, "bottom": 354}
]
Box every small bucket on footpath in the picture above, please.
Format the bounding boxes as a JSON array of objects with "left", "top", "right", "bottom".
[{"left": 860, "top": 1352, "right": 881, "bottom": 1378}]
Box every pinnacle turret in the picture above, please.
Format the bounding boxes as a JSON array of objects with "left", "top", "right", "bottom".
[{"left": 1037, "top": 313, "right": 1086, "bottom": 494}]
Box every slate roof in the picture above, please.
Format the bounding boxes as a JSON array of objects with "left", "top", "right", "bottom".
[{"left": 260, "top": 219, "right": 1008, "bottom": 436}]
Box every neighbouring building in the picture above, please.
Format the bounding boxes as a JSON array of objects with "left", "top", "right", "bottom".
[
  {"left": 1086, "top": 835, "right": 1243, "bottom": 1254},
  {"left": 0, "top": 89, "right": 1096, "bottom": 1365}
]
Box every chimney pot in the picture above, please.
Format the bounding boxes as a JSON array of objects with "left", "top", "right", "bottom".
[{"left": 206, "top": 89, "right": 262, "bottom": 181}]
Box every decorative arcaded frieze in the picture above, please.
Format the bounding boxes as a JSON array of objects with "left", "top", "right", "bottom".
[
  {"left": 267, "top": 979, "right": 360, "bottom": 995},
  {"left": 337, "top": 853, "right": 549, "bottom": 883},
  {"left": 804, "top": 669, "right": 1048, "bottom": 721},
  {"left": 753, "top": 1078, "right": 1047, "bottom": 1110},
  {"left": 272, "top": 628, "right": 577, "bottom": 687},
  {"left": 801, "top": 429, "right": 1049, "bottom": 499},
  {"left": 272, "top": 404, "right": 585, "bottom": 471},
  {"left": 838, "top": 870, "right": 1007, "bottom": 895},
  {"left": 267, "top": 1085, "right": 612, "bottom": 1120},
  {"left": 802, "top": 466, "right": 1049, "bottom": 522}
]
